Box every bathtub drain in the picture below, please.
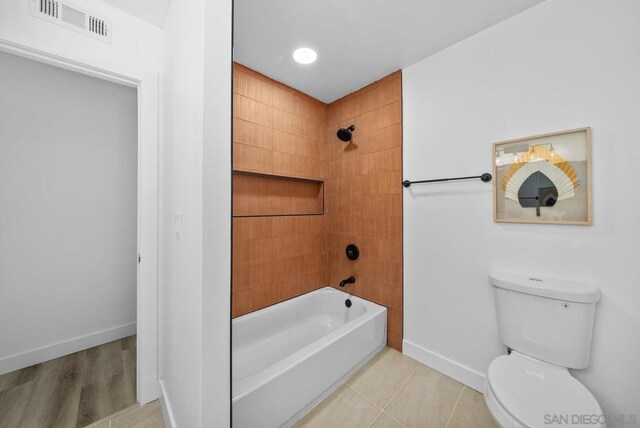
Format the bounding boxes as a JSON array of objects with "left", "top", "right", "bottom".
[{"left": 345, "top": 299, "right": 352, "bottom": 308}]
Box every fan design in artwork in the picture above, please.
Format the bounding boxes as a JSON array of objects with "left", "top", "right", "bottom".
[
  {"left": 517, "top": 171, "right": 559, "bottom": 216},
  {"left": 501, "top": 145, "right": 579, "bottom": 209}
]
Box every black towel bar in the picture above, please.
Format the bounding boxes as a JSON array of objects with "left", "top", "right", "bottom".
[{"left": 402, "top": 173, "right": 492, "bottom": 188}]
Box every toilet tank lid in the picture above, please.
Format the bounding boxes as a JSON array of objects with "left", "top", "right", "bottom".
[{"left": 489, "top": 271, "right": 600, "bottom": 303}]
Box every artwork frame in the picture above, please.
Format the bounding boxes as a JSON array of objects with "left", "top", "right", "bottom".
[{"left": 493, "top": 127, "right": 592, "bottom": 225}]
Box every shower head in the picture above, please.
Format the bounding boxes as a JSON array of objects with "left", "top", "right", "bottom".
[{"left": 337, "top": 125, "right": 355, "bottom": 142}]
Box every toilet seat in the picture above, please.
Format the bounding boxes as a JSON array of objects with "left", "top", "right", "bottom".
[{"left": 485, "top": 352, "right": 604, "bottom": 428}]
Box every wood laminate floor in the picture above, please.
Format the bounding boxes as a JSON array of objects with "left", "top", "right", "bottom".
[
  {"left": 85, "top": 400, "right": 164, "bottom": 428},
  {"left": 0, "top": 336, "right": 138, "bottom": 428}
]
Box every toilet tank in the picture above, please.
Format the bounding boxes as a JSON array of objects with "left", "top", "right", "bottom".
[{"left": 490, "top": 271, "right": 600, "bottom": 369}]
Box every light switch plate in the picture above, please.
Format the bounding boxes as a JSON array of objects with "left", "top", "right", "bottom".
[{"left": 174, "top": 212, "right": 183, "bottom": 239}]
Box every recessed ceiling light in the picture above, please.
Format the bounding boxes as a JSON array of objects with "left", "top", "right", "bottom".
[{"left": 292, "top": 47, "right": 317, "bottom": 65}]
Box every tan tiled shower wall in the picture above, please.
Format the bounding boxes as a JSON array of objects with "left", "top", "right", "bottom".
[
  {"left": 232, "top": 63, "right": 329, "bottom": 316},
  {"left": 233, "top": 63, "right": 327, "bottom": 180},
  {"left": 232, "top": 216, "right": 328, "bottom": 317},
  {"left": 232, "top": 64, "right": 403, "bottom": 351},
  {"left": 326, "top": 72, "right": 404, "bottom": 351}
]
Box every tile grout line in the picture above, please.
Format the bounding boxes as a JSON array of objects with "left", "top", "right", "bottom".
[
  {"left": 330, "top": 93, "right": 402, "bottom": 117},
  {"left": 366, "top": 408, "right": 385, "bottom": 428},
  {"left": 357, "top": 360, "right": 419, "bottom": 428},
  {"left": 343, "top": 384, "right": 384, "bottom": 428},
  {"left": 345, "top": 383, "right": 381, "bottom": 409},
  {"left": 381, "top": 362, "right": 419, "bottom": 410},
  {"left": 346, "top": 383, "right": 408, "bottom": 428},
  {"left": 444, "top": 386, "right": 466, "bottom": 428},
  {"left": 375, "top": 362, "right": 419, "bottom": 428},
  {"left": 382, "top": 410, "right": 408, "bottom": 428}
]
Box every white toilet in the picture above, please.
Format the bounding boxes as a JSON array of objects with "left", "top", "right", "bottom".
[{"left": 485, "top": 271, "right": 605, "bottom": 428}]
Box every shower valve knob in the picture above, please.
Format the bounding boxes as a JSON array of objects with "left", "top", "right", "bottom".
[{"left": 345, "top": 244, "right": 360, "bottom": 260}]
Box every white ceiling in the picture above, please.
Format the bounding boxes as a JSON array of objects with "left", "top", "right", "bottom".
[
  {"left": 101, "top": 0, "right": 171, "bottom": 28},
  {"left": 234, "top": 0, "right": 545, "bottom": 103}
]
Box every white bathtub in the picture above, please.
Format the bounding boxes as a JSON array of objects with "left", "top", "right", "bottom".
[{"left": 232, "top": 286, "right": 387, "bottom": 428}]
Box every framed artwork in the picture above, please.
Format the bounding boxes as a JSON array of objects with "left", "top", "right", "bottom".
[{"left": 493, "top": 127, "right": 592, "bottom": 225}]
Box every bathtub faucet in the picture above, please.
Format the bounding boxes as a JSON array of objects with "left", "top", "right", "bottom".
[{"left": 339, "top": 276, "right": 356, "bottom": 287}]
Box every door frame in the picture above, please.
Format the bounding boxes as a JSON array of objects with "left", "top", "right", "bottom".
[{"left": 0, "top": 39, "right": 160, "bottom": 405}]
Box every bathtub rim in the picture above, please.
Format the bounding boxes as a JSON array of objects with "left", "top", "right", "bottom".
[
  {"left": 232, "top": 285, "right": 379, "bottom": 325},
  {"left": 232, "top": 286, "right": 387, "bottom": 402}
]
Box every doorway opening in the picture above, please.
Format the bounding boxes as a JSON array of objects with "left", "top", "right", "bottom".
[{"left": 0, "top": 49, "right": 144, "bottom": 426}]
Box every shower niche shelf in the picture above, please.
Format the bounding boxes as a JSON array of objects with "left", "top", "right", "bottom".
[{"left": 232, "top": 171, "right": 324, "bottom": 217}]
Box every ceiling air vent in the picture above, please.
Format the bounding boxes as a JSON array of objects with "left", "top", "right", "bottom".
[
  {"left": 39, "top": 0, "right": 59, "bottom": 18},
  {"left": 88, "top": 16, "right": 108, "bottom": 37},
  {"left": 29, "top": 0, "right": 112, "bottom": 44},
  {"left": 61, "top": 4, "right": 85, "bottom": 28}
]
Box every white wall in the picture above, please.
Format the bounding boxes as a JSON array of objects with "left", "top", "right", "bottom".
[
  {"left": 159, "top": 0, "right": 204, "bottom": 423},
  {"left": 0, "top": 50, "right": 137, "bottom": 371},
  {"left": 159, "top": 0, "right": 232, "bottom": 426},
  {"left": 201, "top": 0, "right": 232, "bottom": 425},
  {"left": 403, "top": 0, "right": 640, "bottom": 423}
]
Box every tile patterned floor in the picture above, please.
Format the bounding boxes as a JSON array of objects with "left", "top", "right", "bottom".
[
  {"left": 294, "top": 347, "right": 499, "bottom": 428},
  {"left": 0, "top": 336, "right": 140, "bottom": 428}
]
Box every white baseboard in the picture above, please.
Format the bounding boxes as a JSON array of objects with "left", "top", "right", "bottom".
[
  {"left": 0, "top": 322, "right": 136, "bottom": 375},
  {"left": 403, "top": 339, "right": 486, "bottom": 392},
  {"left": 159, "top": 379, "right": 177, "bottom": 428}
]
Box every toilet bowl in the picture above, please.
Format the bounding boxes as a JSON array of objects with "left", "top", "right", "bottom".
[
  {"left": 484, "top": 352, "right": 604, "bottom": 428},
  {"left": 486, "top": 271, "right": 604, "bottom": 428}
]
